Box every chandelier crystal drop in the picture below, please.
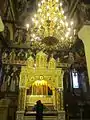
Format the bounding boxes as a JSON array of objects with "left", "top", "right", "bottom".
[{"left": 29, "top": 0, "right": 77, "bottom": 49}]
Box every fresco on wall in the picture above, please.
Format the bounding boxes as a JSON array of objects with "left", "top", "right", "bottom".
[{"left": 0, "top": 64, "right": 21, "bottom": 92}]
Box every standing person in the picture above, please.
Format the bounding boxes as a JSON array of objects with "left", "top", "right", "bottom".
[{"left": 33, "top": 100, "right": 45, "bottom": 120}]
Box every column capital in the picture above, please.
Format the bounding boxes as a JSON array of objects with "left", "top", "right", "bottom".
[{"left": 78, "top": 25, "right": 90, "bottom": 42}]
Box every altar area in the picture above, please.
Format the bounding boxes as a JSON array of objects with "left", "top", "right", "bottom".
[{"left": 16, "top": 51, "right": 65, "bottom": 120}]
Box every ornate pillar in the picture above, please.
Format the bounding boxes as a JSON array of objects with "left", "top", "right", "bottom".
[
  {"left": 16, "top": 86, "right": 26, "bottom": 120},
  {"left": 57, "top": 91, "right": 61, "bottom": 111},
  {"left": 18, "top": 87, "right": 26, "bottom": 111},
  {"left": 52, "top": 88, "right": 57, "bottom": 110},
  {"left": 57, "top": 89, "right": 65, "bottom": 120},
  {"left": 57, "top": 69, "right": 65, "bottom": 120},
  {"left": 78, "top": 25, "right": 90, "bottom": 84},
  {"left": 60, "top": 89, "right": 64, "bottom": 110},
  {"left": 56, "top": 88, "right": 64, "bottom": 111},
  {"left": 58, "top": 69, "right": 64, "bottom": 110}
]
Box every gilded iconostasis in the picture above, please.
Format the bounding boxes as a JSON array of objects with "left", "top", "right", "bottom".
[{"left": 0, "top": 0, "right": 90, "bottom": 120}]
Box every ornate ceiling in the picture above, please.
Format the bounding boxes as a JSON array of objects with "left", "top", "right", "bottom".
[{"left": 0, "top": 0, "right": 90, "bottom": 23}]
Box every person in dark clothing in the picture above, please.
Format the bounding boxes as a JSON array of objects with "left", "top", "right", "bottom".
[{"left": 33, "top": 100, "right": 45, "bottom": 120}]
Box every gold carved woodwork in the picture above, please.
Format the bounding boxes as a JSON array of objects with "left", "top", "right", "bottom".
[{"left": 19, "top": 51, "right": 64, "bottom": 111}]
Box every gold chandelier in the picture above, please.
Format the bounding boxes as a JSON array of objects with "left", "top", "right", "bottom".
[{"left": 26, "top": 0, "right": 77, "bottom": 49}]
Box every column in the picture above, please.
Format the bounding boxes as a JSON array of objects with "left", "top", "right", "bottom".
[
  {"left": 57, "top": 91, "right": 61, "bottom": 111},
  {"left": 60, "top": 90, "right": 64, "bottom": 110},
  {"left": 52, "top": 88, "right": 57, "bottom": 110},
  {"left": 78, "top": 25, "right": 90, "bottom": 84},
  {"left": 58, "top": 89, "right": 65, "bottom": 120},
  {"left": 16, "top": 87, "right": 26, "bottom": 120},
  {"left": 18, "top": 87, "right": 26, "bottom": 110}
]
